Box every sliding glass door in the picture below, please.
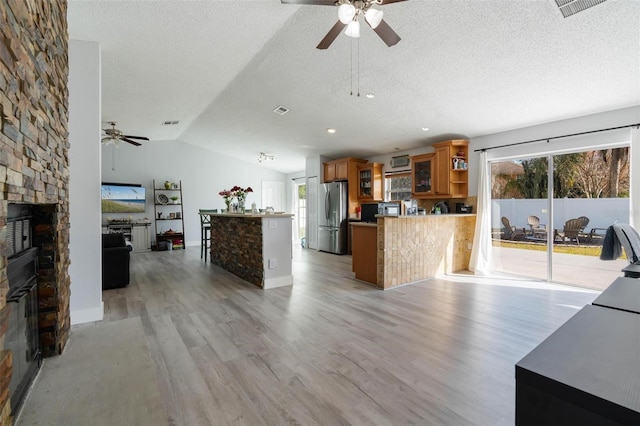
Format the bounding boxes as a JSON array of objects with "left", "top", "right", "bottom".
[
  {"left": 550, "top": 148, "right": 630, "bottom": 290},
  {"left": 490, "top": 156, "right": 549, "bottom": 281},
  {"left": 489, "top": 147, "right": 630, "bottom": 289}
]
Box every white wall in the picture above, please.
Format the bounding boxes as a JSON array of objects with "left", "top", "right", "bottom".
[
  {"left": 101, "top": 140, "right": 287, "bottom": 246},
  {"left": 68, "top": 40, "right": 103, "bottom": 324}
]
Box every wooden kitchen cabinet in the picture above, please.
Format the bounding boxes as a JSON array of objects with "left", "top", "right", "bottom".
[
  {"left": 434, "top": 144, "right": 451, "bottom": 196},
  {"left": 323, "top": 159, "right": 350, "bottom": 182},
  {"left": 323, "top": 162, "right": 336, "bottom": 182},
  {"left": 432, "top": 139, "right": 469, "bottom": 198},
  {"left": 410, "top": 153, "right": 435, "bottom": 197},
  {"left": 351, "top": 223, "right": 379, "bottom": 286},
  {"left": 357, "top": 163, "right": 383, "bottom": 200}
]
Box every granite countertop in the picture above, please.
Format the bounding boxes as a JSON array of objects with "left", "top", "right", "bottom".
[
  {"left": 376, "top": 213, "right": 476, "bottom": 218},
  {"left": 209, "top": 213, "right": 294, "bottom": 218}
]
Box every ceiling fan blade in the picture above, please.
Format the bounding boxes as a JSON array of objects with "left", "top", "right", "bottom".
[
  {"left": 281, "top": 0, "right": 337, "bottom": 5},
  {"left": 317, "top": 20, "right": 347, "bottom": 49},
  {"left": 122, "top": 134, "right": 150, "bottom": 140},
  {"left": 379, "top": 0, "right": 408, "bottom": 4},
  {"left": 121, "top": 137, "right": 142, "bottom": 146},
  {"left": 370, "top": 19, "right": 401, "bottom": 47}
]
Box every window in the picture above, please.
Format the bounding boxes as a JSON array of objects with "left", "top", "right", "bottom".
[{"left": 385, "top": 172, "right": 411, "bottom": 201}]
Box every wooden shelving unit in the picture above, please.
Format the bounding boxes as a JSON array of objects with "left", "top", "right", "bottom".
[{"left": 153, "top": 179, "right": 185, "bottom": 250}]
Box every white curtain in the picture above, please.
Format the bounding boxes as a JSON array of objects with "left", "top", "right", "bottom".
[
  {"left": 631, "top": 128, "right": 639, "bottom": 228},
  {"left": 469, "top": 151, "right": 493, "bottom": 274}
]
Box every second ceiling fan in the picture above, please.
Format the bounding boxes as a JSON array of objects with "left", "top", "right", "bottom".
[
  {"left": 282, "top": 0, "right": 406, "bottom": 49},
  {"left": 101, "top": 121, "right": 149, "bottom": 146}
]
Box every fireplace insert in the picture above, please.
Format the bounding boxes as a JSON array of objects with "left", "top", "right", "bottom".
[{"left": 5, "top": 204, "right": 41, "bottom": 414}]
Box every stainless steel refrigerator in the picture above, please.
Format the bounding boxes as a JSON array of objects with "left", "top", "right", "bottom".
[{"left": 318, "top": 181, "right": 348, "bottom": 254}]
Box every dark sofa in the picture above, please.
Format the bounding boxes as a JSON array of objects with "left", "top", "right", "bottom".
[{"left": 102, "top": 233, "right": 130, "bottom": 290}]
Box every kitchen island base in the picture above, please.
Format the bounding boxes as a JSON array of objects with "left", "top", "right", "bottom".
[
  {"left": 209, "top": 214, "right": 293, "bottom": 289},
  {"left": 352, "top": 215, "right": 476, "bottom": 289}
]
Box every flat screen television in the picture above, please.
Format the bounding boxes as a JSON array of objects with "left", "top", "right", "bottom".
[{"left": 101, "top": 183, "right": 146, "bottom": 213}]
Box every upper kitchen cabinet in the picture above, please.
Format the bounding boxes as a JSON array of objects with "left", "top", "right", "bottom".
[
  {"left": 323, "top": 157, "right": 366, "bottom": 183},
  {"left": 357, "top": 163, "right": 383, "bottom": 200},
  {"left": 410, "top": 153, "right": 435, "bottom": 197},
  {"left": 433, "top": 140, "right": 469, "bottom": 198},
  {"left": 323, "top": 159, "right": 347, "bottom": 182}
]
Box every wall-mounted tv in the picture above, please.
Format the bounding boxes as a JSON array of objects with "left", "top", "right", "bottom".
[{"left": 101, "top": 183, "right": 146, "bottom": 213}]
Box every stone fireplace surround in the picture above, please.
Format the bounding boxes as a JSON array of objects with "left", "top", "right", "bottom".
[{"left": 0, "top": 0, "right": 70, "bottom": 423}]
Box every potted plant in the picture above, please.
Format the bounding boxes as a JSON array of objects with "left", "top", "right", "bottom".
[{"left": 170, "top": 195, "right": 180, "bottom": 204}]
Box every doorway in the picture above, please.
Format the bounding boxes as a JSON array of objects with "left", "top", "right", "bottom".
[{"left": 292, "top": 179, "right": 306, "bottom": 247}]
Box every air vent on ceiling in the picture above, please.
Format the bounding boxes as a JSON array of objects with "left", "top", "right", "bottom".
[
  {"left": 554, "top": 0, "right": 607, "bottom": 18},
  {"left": 273, "top": 106, "right": 289, "bottom": 116},
  {"left": 162, "top": 120, "right": 180, "bottom": 126}
]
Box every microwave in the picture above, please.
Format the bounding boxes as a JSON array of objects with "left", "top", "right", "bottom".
[
  {"left": 360, "top": 202, "right": 401, "bottom": 222},
  {"left": 378, "top": 202, "right": 400, "bottom": 216}
]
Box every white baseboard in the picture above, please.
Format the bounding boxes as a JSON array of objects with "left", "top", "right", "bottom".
[
  {"left": 263, "top": 275, "right": 293, "bottom": 289},
  {"left": 70, "top": 302, "right": 104, "bottom": 325}
]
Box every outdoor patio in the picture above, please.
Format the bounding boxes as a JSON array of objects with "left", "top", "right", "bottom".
[{"left": 491, "top": 245, "right": 628, "bottom": 291}]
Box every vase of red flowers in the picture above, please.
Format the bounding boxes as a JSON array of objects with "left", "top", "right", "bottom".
[{"left": 231, "top": 185, "right": 253, "bottom": 212}]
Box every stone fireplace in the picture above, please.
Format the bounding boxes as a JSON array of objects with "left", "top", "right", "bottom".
[{"left": 0, "top": 0, "right": 70, "bottom": 423}]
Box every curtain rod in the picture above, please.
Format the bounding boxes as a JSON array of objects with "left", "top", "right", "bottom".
[{"left": 474, "top": 123, "right": 640, "bottom": 153}]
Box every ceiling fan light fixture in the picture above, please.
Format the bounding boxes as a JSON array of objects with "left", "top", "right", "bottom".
[
  {"left": 101, "top": 137, "right": 119, "bottom": 146},
  {"left": 365, "top": 8, "right": 383, "bottom": 29},
  {"left": 338, "top": 3, "right": 356, "bottom": 24},
  {"left": 345, "top": 20, "right": 360, "bottom": 38}
]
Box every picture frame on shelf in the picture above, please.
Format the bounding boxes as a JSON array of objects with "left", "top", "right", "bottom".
[{"left": 169, "top": 213, "right": 176, "bottom": 219}]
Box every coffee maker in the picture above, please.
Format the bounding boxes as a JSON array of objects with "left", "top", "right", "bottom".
[{"left": 455, "top": 203, "right": 473, "bottom": 213}]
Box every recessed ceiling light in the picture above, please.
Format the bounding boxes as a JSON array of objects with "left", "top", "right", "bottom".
[
  {"left": 326, "top": 128, "right": 336, "bottom": 134},
  {"left": 422, "top": 127, "right": 430, "bottom": 131},
  {"left": 366, "top": 93, "right": 375, "bottom": 99},
  {"left": 162, "top": 120, "right": 180, "bottom": 126}
]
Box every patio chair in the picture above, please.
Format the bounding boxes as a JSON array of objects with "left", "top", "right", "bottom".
[
  {"left": 501, "top": 216, "right": 526, "bottom": 240},
  {"left": 527, "top": 215, "right": 547, "bottom": 239},
  {"left": 556, "top": 218, "right": 584, "bottom": 245}
]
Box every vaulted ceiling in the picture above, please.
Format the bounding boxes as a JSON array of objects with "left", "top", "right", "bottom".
[{"left": 67, "top": 0, "right": 640, "bottom": 173}]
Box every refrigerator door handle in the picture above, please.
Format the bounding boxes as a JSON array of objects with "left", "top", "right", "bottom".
[{"left": 325, "top": 190, "right": 330, "bottom": 220}]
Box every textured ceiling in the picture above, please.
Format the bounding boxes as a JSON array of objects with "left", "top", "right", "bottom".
[{"left": 67, "top": 0, "right": 640, "bottom": 173}]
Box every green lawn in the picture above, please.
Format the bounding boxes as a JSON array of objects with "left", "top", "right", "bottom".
[{"left": 492, "top": 239, "right": 609, "bottom": 257}]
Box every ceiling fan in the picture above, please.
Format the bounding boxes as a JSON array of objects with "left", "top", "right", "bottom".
[
  {"left": 281, "top": 0, "right": 406, "bottom": 49},
  {"left": 101, "top": 121, "right": 149, "bottom": 146}
]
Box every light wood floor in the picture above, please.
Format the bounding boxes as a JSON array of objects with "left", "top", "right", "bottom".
[{"left": 27, "top": 246, "right": 599, "bottom": 425}]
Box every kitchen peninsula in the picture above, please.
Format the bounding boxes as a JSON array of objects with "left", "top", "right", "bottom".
[
  {"left": 208, "top": 213, "right": 293, "bottom": 289},
  {"left": 352, "top": 214, "right": 476, "bottom": 289}
]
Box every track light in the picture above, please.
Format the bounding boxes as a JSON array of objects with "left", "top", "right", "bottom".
[{"left": 258, "top": 152, "right": 275, "bottom": 163}]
